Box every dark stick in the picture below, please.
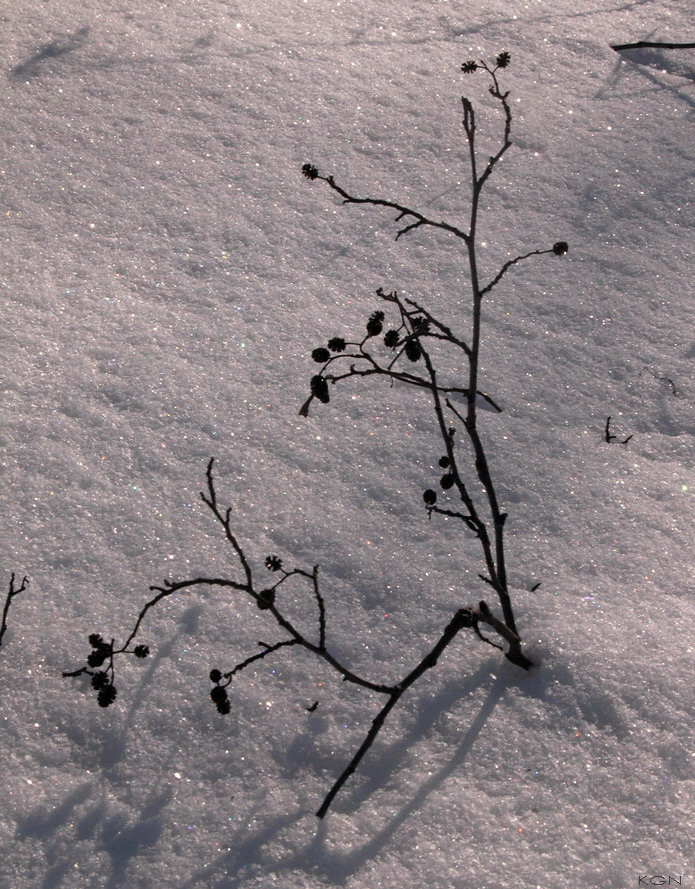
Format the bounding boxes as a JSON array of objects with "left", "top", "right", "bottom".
[
  {"left": 316, "top": 608, "right": 474, "bottom": 818},
  {"left": 0, "top": 574, "right": 28, "bottom": 648},
  {"left": 611, "top": 41, "right": 695, "bottom": 52}
]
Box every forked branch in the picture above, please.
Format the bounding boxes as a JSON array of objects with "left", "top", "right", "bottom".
[
  {"left": 0, "top": 573, "right": 28, "bottom": 649},
  {"left": 64, "top": 461, "right": 529, "bottom": 817}
]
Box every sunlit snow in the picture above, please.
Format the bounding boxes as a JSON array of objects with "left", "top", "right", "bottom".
[{"left": 1, "top": 1, "right": 693, "bottom": 888}]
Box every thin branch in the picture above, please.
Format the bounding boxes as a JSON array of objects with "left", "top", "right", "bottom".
[
  {"left": 400, "top": 294, "right": 472, "bottom": 357},
  {"left": 201, "top": 458, "right": 254, "bottom": 590},
  {"left": 310, "top": 566, "right": 327, "bottom": 649},
  {"left": 427, "top": 504, "right": 480, "bottom": 534},
  {"left": 319, "top": 175, "right": 470, "bottom": 244},
  {"left": 223, "top": 639, "right": 299, "bottom": 683},
  {"left": 611, "top": 40, "right": 695, "bottom": 51},
  {"left": 480, "top": 247, "right": 555, "bottom": 297},
  {"left": 0, "top": 573, "right": 28, "bottom": 648},
  {"left": 316, "top": 607, "right": 475, "bottom": 818},
  {"left": 475, "top": 64, "right": 513, "bottom": 189},
  {"left": 121, "top": 576, "right": 249, "bottom": 651}
]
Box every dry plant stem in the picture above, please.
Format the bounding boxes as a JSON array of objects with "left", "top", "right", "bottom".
[
  {"left": 309, "top": 61, "right": 546, "bottom": 662},
  {"left": 67, "top": 57, "right": 552, "bottom": 818},
  {"left": 64, "top": 459, "right": 528, "bottom": 816},
  {"left": 316, "top": 606, "right": 476, "bottom": 817},
  {"left": 611, "top": 40, "right": 695, "bottom": 51},
  {"left": 0, "top": 573, "right": 28, "bottom": 648}
]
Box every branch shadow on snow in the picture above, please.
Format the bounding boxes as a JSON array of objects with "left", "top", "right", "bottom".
[
  {"left": 179, "top": 665, "right": 508, "bottom": 889},
  {"left": 95, "top": 603, "right": 206, "bottom": 769},
  {"left": 9, "top": 27, "right": 90, "bottom": 81},
  {"left": 14, "top": 781, "right": 170, "bottom": 889},
  {"left": 599, "top": 41, "right": 695, "bottom": 110},
  {"left": 180, "top": 647, "right": 633, "bottom": 889}
]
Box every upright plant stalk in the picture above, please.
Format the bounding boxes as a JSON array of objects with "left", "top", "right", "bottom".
[
  {"left": 0, "top": 573, "right": 28, "bottom": 649},
  {"left": 300, "top": 53, "right": 567, "bottom": 665}
]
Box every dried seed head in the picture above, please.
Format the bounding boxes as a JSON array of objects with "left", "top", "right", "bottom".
[
  {"left": 302, "top": 163, "right": 319, "bottom": 180},
  {"left": 265, "top": 555, "right": 283, "bottom": 572},
  {"left": 312, "top": 347, "right": 331, "bottom": 363},
  {"left": 404, "top": 340, "right": 422, "bottom": 362},
  {"left": 257, "top": 589, "right": 276, "bottom": 610},
  {"left": 97, "top": 684, "right": 117, "bottom": 708},
  {"left": 210, "top": 686, "right": 228, "bottom": 705},
  {"left": 310, "top": 375, "right": 330, "bottom": 404},
  {"left": 366, "top": 311, "right": 385, "bottom": 337}
]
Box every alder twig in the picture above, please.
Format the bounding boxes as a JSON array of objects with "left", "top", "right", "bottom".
[
  {"left": 70, "top": 51, "right": 566, "bottom": 819},
  {"left": 65, "top": 461, "right": 528, "bottom": 816},
  {"left": 301, "top": 53, "right": 566, "bottom": 668},
  {"left": 0, "top": 573, "right": 28, "bottom": 649},
  {"left": 611, "top": 40, "right": 695, "bottom": 52}
]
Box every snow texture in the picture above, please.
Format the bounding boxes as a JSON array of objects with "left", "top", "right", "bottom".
[{"left": 0, "top": 1, "right": 693, "bottom": 887}]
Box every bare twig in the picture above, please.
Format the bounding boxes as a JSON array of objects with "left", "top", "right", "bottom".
[
  {"left": 0, "top": 573, "right": 28, "bottom": 648},
  {"left": 300, "top": 54, "right": 565, "bottom": 664},
  {"left": 319, "top": 175, "right": 470, "bottom": 244},
  {"left": 611, "top": 40, "right": 695, "bottom": 52},
  {"left": 65, "top": 461, "right": 530, "bottom": 816},
  {"left": 70, "top": 52, "right": 562, "bottom": 819}
]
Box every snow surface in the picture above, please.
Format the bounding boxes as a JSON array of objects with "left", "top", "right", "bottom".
[{"left": 1, "top": 1, "right": 693, "bottom": 887}]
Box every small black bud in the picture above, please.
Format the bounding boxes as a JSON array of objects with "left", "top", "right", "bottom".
[
  {"left": 438, "top": 456, "right": 450, "bottom": 468},
  {"left": 265, "top": 555, "right": 282, "bottom": 572},
  {"left": 88, "top": 633, "right": 104, "bottom": 648},
  {"left": 257, "top": 588, "right": 276, "bottom": 610},
  {"left": 310, "top": 375, "right": 330, "bottom": 404},
  {"left": 209, "top": 669, "right": 223, "bottom": 683},
  {"left": 312, "top": 347, "right": 331, "bottom": 363},
  {"left": 133, "top": 645, "right": 149, "bottom": 658},
  {"left": 423, "top": 489, "right": 437, "bottom": 506},
  {"left": 383, "top": 330, "right": 400, "bottom": 348},
  {"left": 302, "top": 163, "right": 319, "bottom": 180},
  {"left": 461, "top": 61, "right": 478, "bottom": 74},
  {"left": 496, "top": 51, "right": 511, "bottom": 69},
  {"left": 552, "top": 241, "right": 568, "bottom": 256},
  {"left": 327, "top": 337, "right": 346, "bottom": 353},
  {"left": 478, "top": 601, "right": 491, "bottom": 615},
  {"left": 216, "top": 699, "right": 231, "bottom": 715},
  {"left": 404, "top": 340, "right": 422, "bottom": 362},
  {"left": 440, "top": 473, "right": 455, "bottom": 490}
]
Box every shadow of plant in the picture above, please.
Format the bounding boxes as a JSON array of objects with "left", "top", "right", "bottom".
[{"left": 9, "top": 27, "right": 90, "bottom": 80}]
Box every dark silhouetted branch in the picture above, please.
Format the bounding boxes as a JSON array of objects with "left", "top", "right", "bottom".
[
  {"left": 0, "top": 573, "right": 28, "bottom": 648},
  {"left": 611, "top": 40, "right": 695, "bottom": 52}
]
